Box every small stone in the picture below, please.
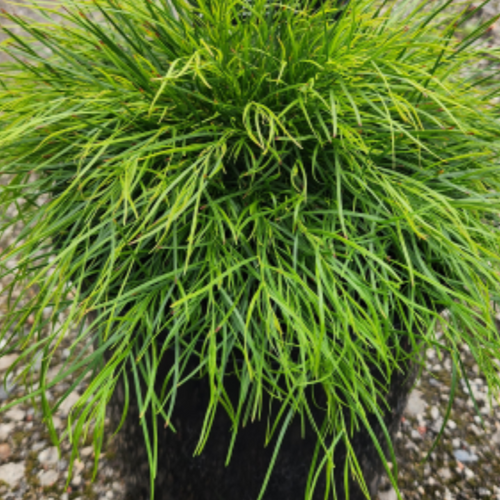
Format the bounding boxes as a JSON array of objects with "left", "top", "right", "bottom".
[
  {"left": 81, "top": 446, "right": 93, "bottom": 458},
  {"left": 446, "top": 419, "right": 457, "bottom": 430},
  {"left": 0, "top": 443, "right": 11, "bottom": 462},
  {"left": 429, "top": 378, "right": 441, "bottom": 387},
  {"left": 38, "top": 469, "right": 59, "bottom": 487},
  {"left": 5, "top": 407, "right": 25, "bottom": 422},
  {"left": 492, "top": 429, "right": 500, "bottom": 445},
  {"left": 0, "top": 424, "right": 13, "bottom": 441},
  {"left": 452, "top": 438, "right": 461, "bottom": 448},
  {"left": 444, "top": 488, "right": 454, "bottom": 500},
  {"left": 0, "top": 354, "right": 18, "bottom": 372},
  {"left": 52, "top": 416, "right": 62, "bottom": 430},
  {"left": 58, "top": 459, "right": 68, "bottom": 471},
  {"left": 73, "top": 459, "right": 84, "bottom": 474},
  {"left": 453, "top": 449, "right": 478, "bottom": 463},
  {"left": 0, "top": 462, "right": 26, "bottom": 487},
  {"left": 478, "top": 488, "right": 491, "bottom": 497},
  {"left": 406, "top": 390, "right": 427, "bottom": 416},
  {"left": 430, "top": 417, "right": 444, "bottom": 433},
  {"left": 437, "top": 467, "right": 452, "bottom": 481},
  {"left": 31, "top": 352, "right": 43, "bottom": 372},
  {"left": 71, "top": 474, "right": 82, "bottom": 487},
  {"left": 410, "top": 429, "right": 422, "bottom": 440},
  {"left": 0, "top": 376, "right": 15, "bottom": 401},
  {"left": 106, "top": 491, "right": 114, "bottom": 499},
  {"left": 38, "top": 447, "right": 59, "bottom": 466},
  {"left": 46, "top": 364, "right": 63, "bottom": 383},
  {"left": 464, "top": 467, "right": 475, "bottom": 481},
  {"left": 405, "top": 440, "right": 419, "bottom": 452},
  {"left": 430, "top": 405, "right": 440, "bottom": 420},
  {"left": 58, "top": 391, "right": 80, "bottom": 418},
  {"left": 112, "top": 481, "right": 124, "bottom": 492},
  {"left": 0, "top": 386, "right": 8, "bottom": 401},
  {"left": 378, "top": 488, "right": 397, "bottom": 500},
  {"left": 32, "top": 441, "right": 47, "bottom": 452},
  {"left": 469, "top": 423, "right": 484, "bottom": 436}
]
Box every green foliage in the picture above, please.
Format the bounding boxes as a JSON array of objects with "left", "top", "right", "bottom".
[{"left": 1, "top": 0, "right": 500, "bottom": 497}]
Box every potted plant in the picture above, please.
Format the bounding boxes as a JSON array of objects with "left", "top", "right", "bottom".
[{"left": 1, "top": 0, "right": 500, "bottom": 498}]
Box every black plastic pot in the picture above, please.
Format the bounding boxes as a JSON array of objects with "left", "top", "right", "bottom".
[{"left": 106, "top": 344, "right": 416, "bottom": 500}]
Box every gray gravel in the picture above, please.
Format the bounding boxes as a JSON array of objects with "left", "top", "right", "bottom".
[{"left": 2, "top": 1, "right": 500, "bottom": 499}]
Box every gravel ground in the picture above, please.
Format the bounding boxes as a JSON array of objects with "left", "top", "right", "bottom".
[{"left": 1, "top": 1, "right": 500, "bottom": 499}]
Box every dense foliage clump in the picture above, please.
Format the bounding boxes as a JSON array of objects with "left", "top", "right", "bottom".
[{"left": 1, "top": 0, "right": 500, "bottom": 497}]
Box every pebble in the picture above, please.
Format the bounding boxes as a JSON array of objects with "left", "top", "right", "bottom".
[
  {"left": 379, "top": 488, "right": 398, "bottom": 500},
  {"left": 470, "top": 423, "right": 484, "bottom": 436},
  {"left": 46, "top": 364, "right": 63, "bottom": 383},
  {"left": 52, "top": 416, "right": 62, "bottom": 429},
  {"left": 0, "top": 461, "right": 25, "bottom": 487},
  {"left": 0, "top": 385, "right": 9, "bottom": 401},
  {"left": 32, "top": 441, "right": 47, "bottom": 452},
  {"left": 31, "top": 351, "right": 43, "bottom": 372},
  {"left": 57, "top": 391, "right": 80, "bottom": 418},
  {"left": 81, "top": 446, "right": 93, "bottom": 457},
  {"left": 73, "top": 458, "right": 85, "bottom": 474},
  {"left": 453, "top": 449, "right": 479, "bottom": 463},
  {"left": 492, "top": 429, "right": 500, "bottom": 445},
  {"left": 0, "top": 354, "right": 18, "bottom": 372},
  {"left": 410, "top": 429, "right": 422, "bottom": 440},
  {"left": 405, "top": 390, "right": 427, "bottom": 416},
  {"left": 437, "top": 467, "right": 452, "bottom": 481},
  {"left": 4, "top": 407, "right": 25, "bottom": 422},
  {"left": 38, "top": 446, "right": 59, "bottom": 466},
  {"left": 38, "top": 469, "right": 59, "bottom": 487},
  {"left": 444, "top": 488, "right": 454, "bottom": 500},
  {"left": 112, "top": 481, "right": 124, "bottom": 492},
  {"left": 405, "top": 440, "right": 419, "bottom": 452},
  {"left": 430, "top": 416, "right": 444, "bottom": 433},
  {"left": 71, "top": 474, "right": 82, "bottom": 487},
  {"left": 464, "top": 467, "right": 475, "bottom": 481},
  {"left": 446, "top": 419, "right": 457, "bottom": 430},
  {"left": 478, "top": 488, "right": 491, "bottom": 497},
  {"left": 0, "top": 423, "right": 13, "bottom": 441},
  {"left": 0, "top": 375, "right": 16, "bottom": 400},
  {"left": 430, "top": 405, "right": 440, "bottom": 420},
  {"left": 0, "top": 443, "right": 11, "bottom": 461}
]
